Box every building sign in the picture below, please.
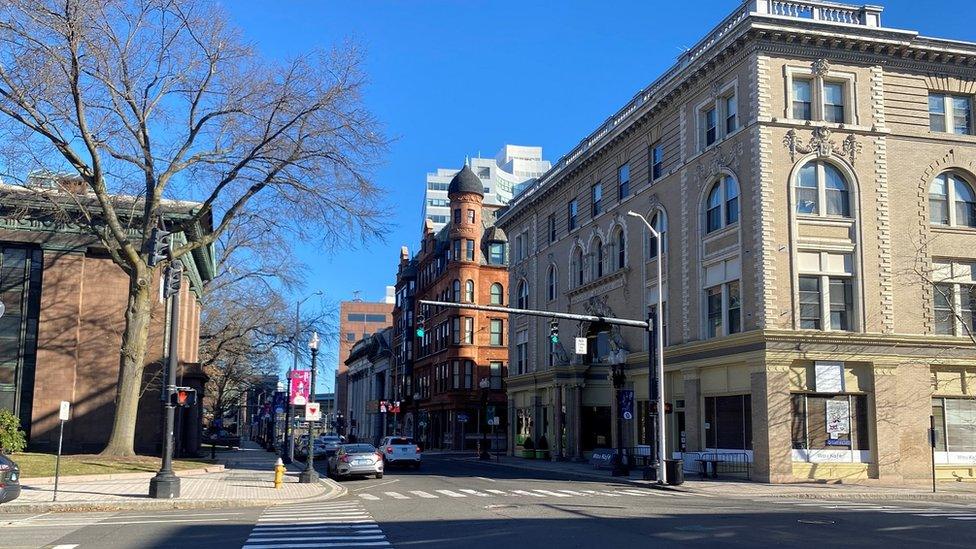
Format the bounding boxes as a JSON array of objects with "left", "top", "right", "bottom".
[
  {"left": 457, "top": 413, "right": 469, "bottom": 423},
  {"left": 589, "top": 448, "right": 615, "bottom": 469},
  {"left": 289, "top": 370, "right": 310, "bottom": 406},
  {"left": 825, "top": 399, "right": 851, "bottom": 438},
  {"left": 814, "top": 361, "right": 845, "bottom": 393},
  {"left": 575, "top": 337, "right": 588, "bottom": 355},
  {"left": 618, "top": 389, "right": 634, "bottom": 420}
]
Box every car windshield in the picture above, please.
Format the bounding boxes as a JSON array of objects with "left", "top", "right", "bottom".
[
  {"left": 342, "top": 444, "right": 376, "bottom": 454},
  {"left": 389, "top": 438, "right": 413, "bottom": 445}
]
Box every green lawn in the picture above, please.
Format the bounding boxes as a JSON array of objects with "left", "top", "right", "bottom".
[{"left": 10, "top": 452, "right": 218, "bottom": 479}]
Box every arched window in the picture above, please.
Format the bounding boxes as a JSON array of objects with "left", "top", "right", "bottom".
[
  {"left": 547, "top": 265, "right": 558, "bottom": 301},
  {"left": 647, "top": 210, "right": 667, "bottom": 259},
  {"left": 490, "top": 282, "right": 504, "bottom": 305},
  {"left": 573, "top": 247, "right": 584, "bottom": 287},
  {"left": 452, "top": 279, "right": 461, "bottom": 302},
  {"left": 930, "top": 172, "right": 976, "bottom": 227},
  {"left": 795, "top": 161, "right": 851, "bottom": 217},
  {"left": 464, "top": 279, "right": 474, "bottom": 302},
  {"left": 517, "top": 279, "right": 529, "bottom": 309},
  {"left": 615, "top": 228, "right": 626, "bottom": 270},
  {"left": 593, "top": 238, "right": 604, "bottom": 278},
  {"left": 705, "top": 175, "right": 739, "bottom": 233}
]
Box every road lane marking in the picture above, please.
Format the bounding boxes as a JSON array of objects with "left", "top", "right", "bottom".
[
  {"left": 435, "top": 489, "right": 466, "bottom": 498},
  {"left": 51, "top": 546, "right": 78, "bottom": 549},
  {"left": 383, "top": 491, "right": 410, "bottom": 499},
  {"left": 460, "top": 489, "right": 491, "bottom": 497},
  {"left": 485, "top": 489, "right": 508, "bottom": 496},
  {"left": 582, "top": 490, "right": 620, "bottom": 497},
  {"left": 512, "top": 490, "right": 545, "bottom": 497},
  {"left": 351, "top": 479, "right": 399, "bottom": 491},
  {"left": 409, "top": 490, "right": 438, "bottom": 498},
  {"left": 359, "top": 494, "right": 381, "bottom": 500},
  {"left": 475, "top": 476, "right": 497, "bottom": 482},
  {"left": 532, "top": 490, "right": 571, "bottom": 498},
  {"left": 557, "top": 490, "right": 588, "bottom": 496}
]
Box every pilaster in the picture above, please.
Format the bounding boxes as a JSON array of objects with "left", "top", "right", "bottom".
[{"left": 751, "top": 359, "right": 793, "bottom": 483}]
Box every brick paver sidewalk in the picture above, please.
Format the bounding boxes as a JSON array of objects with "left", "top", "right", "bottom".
[{"left": 3, "top": 440, "right": 341, "bottom": 512}]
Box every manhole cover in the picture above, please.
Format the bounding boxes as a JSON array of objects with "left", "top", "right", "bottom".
[{"left": 798, "top": 519, "right": 835, "bottom": 525}]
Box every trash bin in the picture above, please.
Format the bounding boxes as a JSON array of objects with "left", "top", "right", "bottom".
[{"left": 665, "top": 459, "right": 684, "bottom": 485}]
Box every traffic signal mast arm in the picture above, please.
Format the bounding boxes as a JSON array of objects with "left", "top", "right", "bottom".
[{"left": 416, "top": 300, "right": 651, "bottom": 330}]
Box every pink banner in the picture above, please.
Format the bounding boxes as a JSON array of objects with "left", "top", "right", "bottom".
[{"left": 289, "top": 370, "right": 311, "bottom": 405}]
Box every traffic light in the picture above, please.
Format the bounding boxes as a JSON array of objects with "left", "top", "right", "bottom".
[
  {"left": 146, "top": 227, "right": 171, "bottom": 267},
  {"left": 549, "top": 319, "right": 559, "bottom": 344},
  {"left": 170, "top": 387, "right": 197, "bottom": 407},
  {"left": 163, "top": 261, "right": 183, "bottom": 299},
  {"left": 416, "top": 313, "right": 426, "bottom": 338}
]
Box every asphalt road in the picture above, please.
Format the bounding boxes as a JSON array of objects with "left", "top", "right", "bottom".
[{"left": 3, "top": 455, "right": 976, "bottom": 548}]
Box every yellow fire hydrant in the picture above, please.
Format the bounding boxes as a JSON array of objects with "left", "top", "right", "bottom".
[{"left": 274, "top": 458, "right": 285, "bottom": 489}]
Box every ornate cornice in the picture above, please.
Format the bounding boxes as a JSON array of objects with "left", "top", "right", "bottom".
[{"left": 783, "top": 127, "right": 862, "bottom": 164}]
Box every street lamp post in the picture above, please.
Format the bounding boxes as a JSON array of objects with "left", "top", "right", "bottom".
[
  {"left": 479, "top": 377, "right": 491, "bottom": 460},
  {"left": 285, "top": 291, "right": 322, "bottom": 464},
  {"left": 627, "top": 211, "right": 667, "bottom": 485},
  {"left": 299, "top": 332, "right": 320, "bottom": 484}
]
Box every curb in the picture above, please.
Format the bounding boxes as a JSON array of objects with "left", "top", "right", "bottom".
[
  {"left": 444, "top": 456, "right": 685, "bottom": 492},
  {"left": 21, "top": 465, "right": 226, "bottom": 485},
  {"left": 0, "top": 478, "right": 347, "bottom": 514}
]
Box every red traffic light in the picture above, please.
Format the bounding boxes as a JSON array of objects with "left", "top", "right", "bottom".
[{"left": 170, "top": 387, "right": 197, "bottom": 407}]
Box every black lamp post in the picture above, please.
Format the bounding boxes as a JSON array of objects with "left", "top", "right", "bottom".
[
  {"left": 299, "top": 332, "right": 320, "bottom": 484},
  {"left": 479, "top": 377, "right": 491, "bottom": 460},
  {"left": 610, "top": 362, "right": 629, "bottom": 477}
]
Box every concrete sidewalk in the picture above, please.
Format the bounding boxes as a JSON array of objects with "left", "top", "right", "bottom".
[
  {"left": 0, "top": 440, "right": 345, "bottom": 513},
  {"left": 455, "top": 453, "right": 976, "bottom": 502}
]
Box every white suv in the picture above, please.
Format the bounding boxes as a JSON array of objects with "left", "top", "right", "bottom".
[{"left": 378, "top": 436, "right": 421, "bottom": 468}]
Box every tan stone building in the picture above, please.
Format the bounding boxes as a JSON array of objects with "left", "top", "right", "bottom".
[
  {"left": 336, "top": 299, "right": 393, "bottom": 428},
  {"left": 497, "top": 0, "right": 976, "bottom": 484}
]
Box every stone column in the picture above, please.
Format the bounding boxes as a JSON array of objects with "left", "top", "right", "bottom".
[
  {"left": 751, "top": 360, "right": 793, "bottom": 483},
  {"left": 507, "top": 397, "right": 516, "bottom": 457},
  {"left": 682, "top": 370, "right": 702, "bottom": 452},
  {"left": 569, "top": 384, "right": 584, "bottom": 460},
  {"left": 873, "top": 361, "right": 932, "bottom": 484},
  {"left": 554, "top": 384, "right": 564, "bottom": 460}
]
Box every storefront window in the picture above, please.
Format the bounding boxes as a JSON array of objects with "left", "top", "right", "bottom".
[
  {"left": 933, "top": 398, "right": 976, "bottom": 452},
  {"left": 703, "top": 395, "right": 751, "bottom": 449},
  {"left": 516, "top": 408, "right": 533, "bottom": 445},
  {"left": 791, "top": 393, "right": 869, "bottom": 450}
]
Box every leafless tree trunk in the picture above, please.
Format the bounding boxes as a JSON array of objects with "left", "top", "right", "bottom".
[{"left": 0, "top": 0, "right": 386, "bottom": 456}]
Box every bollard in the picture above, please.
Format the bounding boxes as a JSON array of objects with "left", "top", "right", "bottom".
[{"left": 274, "top": 457, "right": 285, "bottom": 489}]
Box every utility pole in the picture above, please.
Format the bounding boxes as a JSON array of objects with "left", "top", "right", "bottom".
[{"left": 149, "top": 223, "right": 183, "bottom": 499}]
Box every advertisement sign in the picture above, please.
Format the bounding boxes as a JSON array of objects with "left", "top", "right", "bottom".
[
  {"left": 825, "top": 399, "right": 851, "bottom": 438},
  {"left": 289, "top": 370, "right": 311, "bottom": 405},
  {"left": 619, "top": 389, "right": 635, "bottom": 420},
  {"left": 305, "top": 402, "right": 321, "bottom": 421}
]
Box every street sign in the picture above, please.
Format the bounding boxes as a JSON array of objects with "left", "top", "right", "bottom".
[
  {"left": 487, "top": 417, "right": 500, "bottom": 426},
  {"left": 58, "top": 401, "right": 70, "bottom": 421},
  {"left": 574, "top": 337, "right": 588, "bottom": 355},
  {"left": 289, "top": 370, "right": 310, "bottom": 406},
  {"left": 457, "top": 413, "right": 469, "bottom": 423},
  {"left": 305, "top": 402, "right": 321, "bottom": 421}
]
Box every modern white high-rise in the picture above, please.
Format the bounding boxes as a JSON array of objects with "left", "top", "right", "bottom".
[{"left": 423, "top": 144, "right": 550, "bottom": 231}]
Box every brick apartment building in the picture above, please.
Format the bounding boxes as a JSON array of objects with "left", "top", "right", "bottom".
[
  {"left": 397, "top": 165, "right": 509, "bottom": 450},
  {"left": 336, "top": 298, "right": 392, "bottom": 431},
  {"left": 0, "top": 179, "right": 213, "bottom": 454}
]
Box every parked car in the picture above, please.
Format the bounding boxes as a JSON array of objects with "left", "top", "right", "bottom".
[
  {"left": 327, "top": 444, "right": 384, "bottom": 480},
  {"left": 0, "top": 454, "right": 21, "bottom": 504},
  {"left": 378, "top": 436, "right": 421, "bottom": 468}
]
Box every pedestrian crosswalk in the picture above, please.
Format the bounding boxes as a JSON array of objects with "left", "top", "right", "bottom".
[
  {"left": 355, "top": 486, "right": 688, "bottom": 502},
  {"left": 242, "top": 501, "right": 390, "bottom": 548},
  {"left": 786, "top": 500, "right": 976, "bottom": 522}
]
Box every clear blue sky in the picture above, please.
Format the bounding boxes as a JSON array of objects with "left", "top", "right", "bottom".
[{"left": 226, "top": 0, "right": 975, "bottom": 389}]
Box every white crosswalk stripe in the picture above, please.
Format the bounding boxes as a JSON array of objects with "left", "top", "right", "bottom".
[
  {"left": 459, "top": 489, "right": 491, "bottom": 497},
  {"left": 409, "top": 490, "right": 439, "bottom": 498},
  {"left": 352, "top": 485, "right": 690, "bottom": 501},
  {"left": 785, "top": 500, "right": 976, "bottom": 523},
  {"left": 435, "top": 489, "right": 466, "bottom": 498},
  {"left": 383, "top": 492, "right": 409, "bottom": 499},
  {"left": 243, "top": 501, "right": 390, "bottom": 548}
]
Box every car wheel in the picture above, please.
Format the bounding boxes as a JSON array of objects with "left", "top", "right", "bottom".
[{"left": 375, "top": 472, "right": 383, "bottom": 479}]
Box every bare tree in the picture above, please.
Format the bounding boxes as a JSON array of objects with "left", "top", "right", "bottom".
[{"left": 0, "top": 0, "right": 386, "bottom": 455}]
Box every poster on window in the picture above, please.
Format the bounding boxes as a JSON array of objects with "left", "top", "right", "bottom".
[
  {"left": 815, "top": 361, "right": 845, "bottom": 393},
  {"left": 825, "top": 399, "right": 851, "bottom": 438}
]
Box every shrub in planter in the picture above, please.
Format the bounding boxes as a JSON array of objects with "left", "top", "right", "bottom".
[
  {"left": 535, "top": 435, "right": 550, "bottom": 460},
  {"left": 521, "top": 436, "right": 535, "bottom": 459},
  {"left": 0, "top": 409, "right": 26, "bottom": 454}
]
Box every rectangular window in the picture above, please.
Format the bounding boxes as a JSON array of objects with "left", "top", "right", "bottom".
[
  {"left": 930, "top": 93, "right": 973, "bottom": 135},
  {"left": 702, "top": 107, "right": 717, "bottom": 147},
  {"left": 828, "top": 277, "right": 853, "bottom": 331},
  {"left": 453, "top": 239, "right": 461, "bottom": 261},
  {"left": 490, "top": 319, "right": 503, "bottom": 346},
  {"left": 592, "top": 182, "right": 603, "bottom": 216},
  {"left": 453, "top": 209, "right": 461, "bottom": 224},
  {"left": 548, "top": 214, "right": 557, "bottom": 243},
  {"left": 706, "top": 285, "right": 723, "bottom": 338},
  {"left": 452, "top": 317, "right": 460, "bottom": 344},
  {"left": 477, "top": 167, "right": 490, "bottom": 179},
  {"left": 727, "top": 280, "right": 741, "bottom": 334},
  {"left": 932, "top": 272, "right": 976, "bottom": 336},
  {"left": 489, "top": 243, "right": 505, "bottom": 265},
  {"left": 452, "top": 360, "right": 460, "bottom": 389},
  {"left": 463, "top": 317, "right": 474, "bottom": 344},
  {"left": 793, "top": 78, "right": 813, "bottom": 120},
  {"left": 490, "top": 361, "right": 503, "bottom": 390},
  {"left": 703, "top": 395, "right": 752, "bottom": 450},
  {"left": 467, "top": 209, "right": 475, "bottom": 223},
  {"left": 651, "top": 143, "right": 664, "bottom": 180},
  {"left": 568, "top": 199, "right": 578, "bottom": 230},
  {"left": 823, "top": 82, "right": 845, "bottom": 123},
  {"left": 465, "top": 239, "right": 475, "bottom": 261},
  {"left": 618, "top": 163, "right": 630, "bottom": 200},
  {"left": 799, "top": 276, "right": 822, "bottom": 330},
  {"left": 347, "top": 313, "right": 366, "bottom": 322},
  {"left": 464, "top": 360, "right": 473, "bottom": 389},
  {"left": 346, "top": 332, "right": 355, "bottom": 342},
  {"left": 725, "top": 94, "right": 737, "bottom": 133},
  {"left": 792, "top": 394, "right": 869, "bottom": 451},
  {"left": 364, "top": 314, "right": 387, "bottom": 323},
  {"left": 516, "top": 330, "right": 528, "bottom": 375}
]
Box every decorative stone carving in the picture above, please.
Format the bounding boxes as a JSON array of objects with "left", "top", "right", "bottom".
[
  {"left": 811, "top": 58, "right": 830, "bottom": 77},
  {"left": 783, "top": 127, "right": 861, "bottom": 164},
  {"left": 695, "top": 142, "right": 742, "bottom": 180}
]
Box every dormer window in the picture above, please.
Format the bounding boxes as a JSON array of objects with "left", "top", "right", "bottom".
[{"left": 488, "top": 242, "right": 506, "bottom": 265}]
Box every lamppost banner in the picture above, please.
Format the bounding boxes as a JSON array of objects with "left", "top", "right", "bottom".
[
  {"left": 289, "top": 370, "right": 311, "bottom": 405},
  {"left": 619, "top": 389, "right": 634, "bottom": 420}
]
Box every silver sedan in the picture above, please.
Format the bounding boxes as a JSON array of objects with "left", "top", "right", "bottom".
[{"left": 327, "top": 444, "right": 384, "bottom": 480}]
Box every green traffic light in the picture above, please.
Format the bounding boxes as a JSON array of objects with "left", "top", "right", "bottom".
[
  {"left": 416, "top": 327, "right": 425, "bottom": 338},
  {"left": 550, "top": 335, "right": 558, "bottom": 344}
]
